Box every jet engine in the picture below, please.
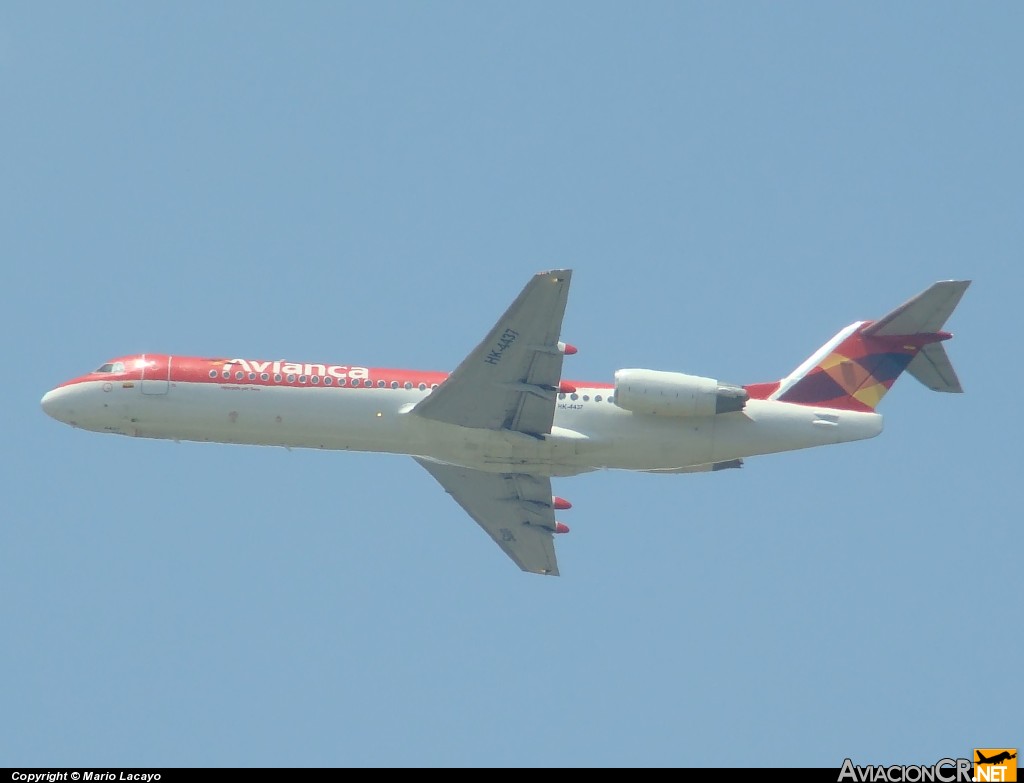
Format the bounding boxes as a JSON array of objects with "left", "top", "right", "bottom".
[{"left": 613, "top": 369, "right": 748, "bottom": 417}]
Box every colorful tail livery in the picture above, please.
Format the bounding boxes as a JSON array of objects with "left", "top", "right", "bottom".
[{"left": 768, "top": 281, "right": 971, "bottom": 412}]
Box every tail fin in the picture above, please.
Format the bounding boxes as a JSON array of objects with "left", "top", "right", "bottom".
[{"left": 770, "top": 281, "right": 970, "bottom": 411}]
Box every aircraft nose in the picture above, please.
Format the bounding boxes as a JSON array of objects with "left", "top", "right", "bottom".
[{"left": 41, "top": 387, "right": 71, "bottom": 423}]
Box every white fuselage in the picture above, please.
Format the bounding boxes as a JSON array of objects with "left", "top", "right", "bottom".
[{"left": 41, "top": 369, "right": 883, "bottom": 477}]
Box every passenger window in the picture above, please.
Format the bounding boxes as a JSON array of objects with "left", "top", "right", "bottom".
[
  {"left": 324, "top": 377, "right": 333, "bottom": 386},
  {"left": 274, "top": 373, "right": 282, "bottom": 382},
  {"left": 364, "top": 379, "right": 373, "bottom": 387},
  {"left": 208, "top": 370, "right": 217, "bottom": 379},
  {"left": 287, "top": 374, "right": 296, "bottom": 382},
  {"left": 377, "top": 380, "right": 386, "bottom": 388},
  {"left": 311, "top": 375, "right": 320, "bottom": 384},
  {"left": 404, "top": 382, "right": 412, "bottom": 390},
  {"left": 298, "top": 375, "right": 307, "bottom": 383},
  {"left": 261, "top": 373, "right": 269, "bottom": 381},
  {"left": 418, "top": 383, "right": 426, "bottom": 391},
  {"left": 235, "top": 371, "right": 244, "bottom": 380},
  {"left": 595, "top": 395, "right": 602, "bottom": 402},
  {"left": 339, "top": 378, "right": 347, "bottom": 386},
  {"left": 248, "top": 373, "right": 256, "bottom": 380}
]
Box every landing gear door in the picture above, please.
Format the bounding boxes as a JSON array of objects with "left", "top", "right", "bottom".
[{"left": 141, "top": 354, "right": 171, "bottom": 395}]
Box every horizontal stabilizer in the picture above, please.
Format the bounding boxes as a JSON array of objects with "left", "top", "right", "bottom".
[
  {"left": 862, "top": 280, "right": 971, "bottom": 337},
  {"left": 907, "top": 343, "right": 963, "bottom": 393}
]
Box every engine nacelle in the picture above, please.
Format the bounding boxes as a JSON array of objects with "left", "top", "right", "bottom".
[{"left": 613, "top": 369, "right": 748, "bottom": 417}]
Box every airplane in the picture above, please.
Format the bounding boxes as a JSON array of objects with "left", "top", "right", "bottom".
[
  {"left": 976, "top": 751, "right": 1016, "bottom": 765},
  {"left": 40, "top": 270, "right": 970, "bottom": 576}
]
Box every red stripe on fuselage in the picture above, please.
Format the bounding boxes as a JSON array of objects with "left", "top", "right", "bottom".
[{"left": 52, "top": 354, "right": 617, "bottom": 392}]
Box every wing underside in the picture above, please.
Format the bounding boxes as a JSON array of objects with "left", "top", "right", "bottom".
[
  {"left": 415, "top": 457, "right": 561, "bottom": 576},
  {"left": 411, "top": 269, "right": 572, "bottom": 436}
]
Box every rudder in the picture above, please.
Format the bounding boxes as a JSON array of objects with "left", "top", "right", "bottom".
[{"left": 770, "top": 281, "right": 970, "bottom": 411}]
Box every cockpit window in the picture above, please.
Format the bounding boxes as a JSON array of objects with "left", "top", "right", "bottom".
[{"left": 94, "top": 362, "right": 125, "bottom": 373}]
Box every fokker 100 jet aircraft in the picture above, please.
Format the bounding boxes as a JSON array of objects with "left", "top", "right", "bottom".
[{"left": 41, "top": 271, "right": 969, "bottom": 575}]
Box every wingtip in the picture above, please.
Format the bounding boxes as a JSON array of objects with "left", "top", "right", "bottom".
[
  {"left": 538, "top": 268, "right": 572, "bottom": 281},
  {"left": 527, "top": 564, "right": 561, "bottom": 576}
]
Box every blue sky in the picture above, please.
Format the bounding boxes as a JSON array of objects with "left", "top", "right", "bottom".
[{"left": 2, "top": 2, "right": 1020, "bottom": 768}]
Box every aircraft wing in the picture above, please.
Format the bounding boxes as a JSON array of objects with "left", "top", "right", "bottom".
[
  {"left": 414, "top": 457, "right": 561, "bottom": 576},
  {"left": 412, "top": 269, "right": 572, "bottom": 436}
]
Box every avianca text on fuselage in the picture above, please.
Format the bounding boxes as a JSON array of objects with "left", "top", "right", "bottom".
[{"left": 220, "top": 359, "right": 370, "bottom": 380}]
